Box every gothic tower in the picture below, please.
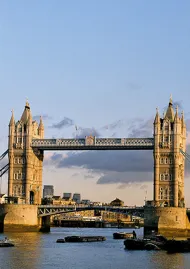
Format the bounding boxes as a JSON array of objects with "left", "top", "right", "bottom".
[
  {"left": 153, "top": 96, "right": 186, "bottom": 207},
  {"left": 8, "top": 101, "right": 44, "bottom": 204}
]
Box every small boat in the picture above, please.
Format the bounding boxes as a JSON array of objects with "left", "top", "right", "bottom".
[
  {"left": 56, "top": 238, "right": 65, "bottom": 243},
  {"left": 113, "top": 232, "right": 133, "bottom": 239},
  {"left": 63, "top": 236, "right": 106, "bottom": 243},
  {"left": 0, "top": 239, "right": 14, "bottom": 247},
  {"left": 166, "top": 239, "right": 190, "bottom": 253},
  {"left": 124, "top": 235, "right": 167, "bottom": 251}
]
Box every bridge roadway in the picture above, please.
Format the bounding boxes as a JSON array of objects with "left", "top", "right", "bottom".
[
  {"left": 38, "top": 205, "right": 144, "bottom": 217},
  {"left": 31, "top": 137, "right": 154, "bottom": 151}
]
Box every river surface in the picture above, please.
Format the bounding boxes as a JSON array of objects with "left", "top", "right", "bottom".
[{"left": 0, "top": 227, "right": 190, "bottom": 269}]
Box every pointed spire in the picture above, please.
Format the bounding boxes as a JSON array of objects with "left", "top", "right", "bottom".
[
  {"left": 27, "top": 111, "right": 32, "bottom": 126},
  {"left": 9, "top": 110, "right": 15, "bottom": 126},
  {"left": 165, "top": 95, "right": 174, "bottom": 121},
  {"left": 39, "top": 116, "right": 44, "bottom": 129},
  {"left": 169, "top": 94, "right": 172, "bottom": 105},
  {"left": 154, "top": 107, "right": 160, "bottom": 124},
  {"left": 21, "top": 100, "right": 31, "bottom": 123},
  {"left": 174, "top": 105, "right": 179, "bottom": 122},
  {"left": 25, "top": 98, "right": 30, "bottom": 109}
]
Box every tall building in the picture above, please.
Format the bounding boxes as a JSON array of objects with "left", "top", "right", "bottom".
[
  {"left": 63, "top": 193, "right": 72, "bottom": 200},
  {"left": 153, "top": 96, "right": 186, "bottom": 207},
  {"left": 73, "top": 193, "right": 81, "bottom": 203},
  {"left": 43, "top": 185, "right": 54, "bottom": 198},
  {"left": 8, "top": 101, "right": 44, "bottom": 204}
]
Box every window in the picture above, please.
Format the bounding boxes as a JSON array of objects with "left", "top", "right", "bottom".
[
  {"left": 170, "top": 174, "right": 172, "bottom": 181},
  {"left": 165, "top": 158, "right": 168, "bottom": 164},
  {"left": 160, "top": 174, "right": 164, "bottom": 181},
  {"left": 165, "top": 174, "right": 169, "bottom": 181},
  {"left": 169, "top": 158, "right": 172, "bottom": 164},
  {"left": 165, "top": 124, "right": 169, "bottom": 131},
  {"left": 14, "top": 158, "right": 17, "bottom": 164},
  {"left": 160, "top": 158, "right": 164, "bottom": 164},
  {"left": 18, "top": 137, "right": 22, "bottom": 144}
]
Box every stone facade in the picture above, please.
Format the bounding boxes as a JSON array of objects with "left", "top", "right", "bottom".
[
  {"left": 153, "top": 96, "right": 186, "bottom": 207},
  {"left": 0, "top": 204, "right": 41, "bottom": 232},
  {"left": 8, "top": 102, "right": 44, "bottom": 204},
  {"left": 144, "top": 206, "right": 190, "bottom": 237}
]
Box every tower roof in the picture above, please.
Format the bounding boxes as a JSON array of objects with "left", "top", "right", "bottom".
[
  {"left": 20, "top": 100, "right": 32, "bottom": 123},
  {"left": 39, "top": 116, "right": 44, "bottom": 129},
  {"left": 154, "top": 107, "right": 160, "bottom": 124},
  {"left": 165, "top": 95, "right": 174, "bottom": 121},
  {"left": 9, "top": 110, "right": 15, "bottom": 126}
]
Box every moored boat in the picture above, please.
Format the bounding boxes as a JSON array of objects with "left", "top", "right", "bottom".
[
  {"left": 57, "top": 236, "right": 106, "bottom": 243},
  {"left": 166, "top": 239, "right": 190, "bottom": 253},
  {"left": 56, "top": 238, "right": 65, "bottom": 243},
  {"left": 113, "top": 232, "right": 133, "bottom": 239},
  {"left": 0, "top": 239, "right": 14, "bottom": 247},
  {"left": 124, "top": 235, "right": 168, "bottom": 251}
]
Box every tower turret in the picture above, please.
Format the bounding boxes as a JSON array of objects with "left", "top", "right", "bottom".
[
  {"left": 8, "top": 101, "right": 44, "bottom": 204},
  {"left": 38, "top": 116, "right": 44, "bottom": 138},
  {"left": 153, "top": 96, "right": 186, "bottom": 208}
]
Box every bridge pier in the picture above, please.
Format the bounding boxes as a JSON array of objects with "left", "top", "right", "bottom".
[
  {"left": 144, "top": 206, "right": 190, "bottom": 237},
  {"left": 39, "top": 216, "right": 50, "bottom": 232},
  {"left": 0, "top": 204, "right": 42, "bottom": 232}
]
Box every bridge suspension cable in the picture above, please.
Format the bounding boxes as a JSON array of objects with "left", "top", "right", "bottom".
[
  {"left": 0, "top": 163, "right": 9, "bottom": 177},
  {"left": 180, "top": 149, "right": 190, "bottom": 163},
  {"left": 0, "top": 149, "right": 8, "bottom": 161}
]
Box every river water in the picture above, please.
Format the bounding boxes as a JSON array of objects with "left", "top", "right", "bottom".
[{"left": 0, "top": 227, "right": 190, "bottom": 269}]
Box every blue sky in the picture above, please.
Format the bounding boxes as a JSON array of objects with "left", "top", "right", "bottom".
[{"left": 0, "top": 1, "right": 190, "bottom": 204}]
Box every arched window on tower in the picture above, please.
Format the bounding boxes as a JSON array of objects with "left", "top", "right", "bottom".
[
  {"left": 160, "top": 174, "right": 164, "bottom": 181},
  {"left": 159, "top": 187, "right": 163, "bottom": 200},
  {"left": 160, "top": 158, "right": 164, "bottom": 164},
  {"left": 13, "top": 186, "right": 17, "bottom": 196},
  {"left": 165, "top": 158, "right": 168, "bottom": 164},
  {"left": 165, "top": 123, "right": 169, "bottom": 131},
  {"left": 165, "top": 174, "right": 169, "bottom": 181}
]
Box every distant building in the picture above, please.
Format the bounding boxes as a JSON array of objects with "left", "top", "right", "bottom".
[
  {"left": 43, "top": 185, "right": 54, "bottom": 198},
  {"left": 52, "top": 196, "right": 76, "bottom": 205},
  {"left": 73, "top": 193, "right": 81, "bottom": 203},
  {"left": 110, "top": 198, "right": 124, "bottom": 207},
  {"left": 81, "top": 199, "right": 90, "bottom": 205},
  {"left": 63, "top": 193, "right": 72, "bottom": 200}
]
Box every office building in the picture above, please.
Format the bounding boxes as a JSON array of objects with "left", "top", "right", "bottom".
[
  {"left": 43, "top": 185, "right": 54, "bottom": 198},
  {"left": 73, "top": 193, "right": 81, "bottom": 203}
]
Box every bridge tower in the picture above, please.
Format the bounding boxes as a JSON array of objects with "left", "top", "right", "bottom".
[
  {"left": 8, "top": 101, "right": 44, "bottom": 204},
  {"left": 153, "top": 96, "right": 186, "bottom": 207}
]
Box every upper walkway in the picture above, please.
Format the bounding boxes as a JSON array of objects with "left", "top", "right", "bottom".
[{"left": 31, "top": 137, "right": 154, "bottom": 150}]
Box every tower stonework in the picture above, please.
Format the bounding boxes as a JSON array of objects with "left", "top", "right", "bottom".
[
  {"left": 153, "top": 97, "right": 186, "bottom": 207},
  {"left": 8, "top": 102, "right": 44, "bottom": 204}
]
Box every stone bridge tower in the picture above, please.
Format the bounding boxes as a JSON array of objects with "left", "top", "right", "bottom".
[
  {"left": 153, "top": 96, "right": 186, "bottom": 207},
  {"left": 8, "top": 101, "right": 44, "bottom": 204}
]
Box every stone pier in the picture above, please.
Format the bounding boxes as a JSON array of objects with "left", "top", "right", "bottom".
[
  {"left": 144, "top": 206, "right": 190, "bottom": 237},
  {"left": 0, "top": 204, "right": 48, "bottom": 232}
]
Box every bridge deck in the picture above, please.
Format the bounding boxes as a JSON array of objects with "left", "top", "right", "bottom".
[
  {"left": 31, "top": 137, "right": 154, "bottom": 150},
  {"left": 38, "top": 205, "right": 144, "bottom": 217}
]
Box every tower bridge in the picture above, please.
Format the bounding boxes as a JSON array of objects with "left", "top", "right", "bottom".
[{"left": 1, "top": 96, "right": 190, "bottom": 235}]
